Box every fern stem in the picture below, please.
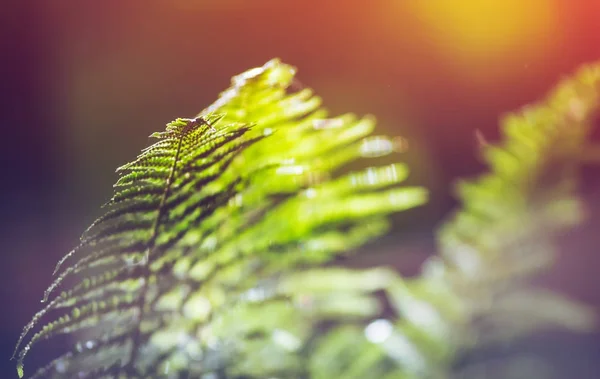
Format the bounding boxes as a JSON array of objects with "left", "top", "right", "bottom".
[{"left": 124, "top": 117, "right": 209, "bottom": 375}]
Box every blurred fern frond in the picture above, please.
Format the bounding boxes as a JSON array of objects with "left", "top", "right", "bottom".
[
  {"left": 421, "top": 62, "right": 600, "bottom": 374},
  {"left": 14, "top": 60, "right": 600, "bottom": 379}
]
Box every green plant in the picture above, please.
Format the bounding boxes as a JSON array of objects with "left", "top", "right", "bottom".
[{"left": 14, "top": 59, "right": 599, "bottom": 378}]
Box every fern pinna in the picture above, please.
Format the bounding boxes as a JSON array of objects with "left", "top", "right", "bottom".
[{"left": 14, "top": 60, "right": 600, "bottom": 379}]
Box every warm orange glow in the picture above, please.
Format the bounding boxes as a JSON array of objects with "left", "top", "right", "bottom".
[
  {"left": 403, "top": 0, "right": 561, "bottom": 82},
  {"left": 410, "top": 0, "right": 555, "bottom": 55}
]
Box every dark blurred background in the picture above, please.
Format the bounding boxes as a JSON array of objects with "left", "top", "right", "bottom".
[{"left": 1, "top": 1, "right": 600, "bottom": 378}]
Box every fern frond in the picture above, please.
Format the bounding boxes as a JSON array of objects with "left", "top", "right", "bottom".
[
  {"left": 15, "top": 59, "right": 426, "bottom": 378},
  {"left": 435, "top": 63, "right": 600, "bottom": 288},
  {"left": 413, "top": 63, "right": 600, "bottom": 372}
]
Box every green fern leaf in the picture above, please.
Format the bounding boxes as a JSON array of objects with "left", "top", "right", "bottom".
[
  {"left": 14, "top": 59, "right": 427, "bottom": 378},
  {"left": 435, "top": 63, "right": 600, "bottom": 288},
  {"left": 419, "top": 63, "right": 600, "bottom": 368}
]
